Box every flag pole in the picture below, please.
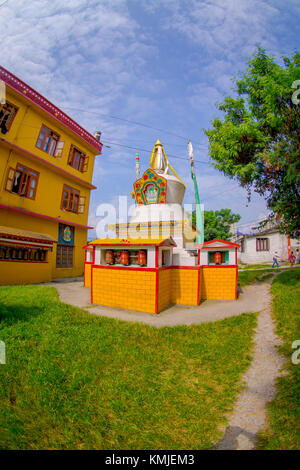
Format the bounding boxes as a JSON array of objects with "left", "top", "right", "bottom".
[
  {"left": 135, "top": 149, "right": 140, "bottom": 179},
  {"left": 188, "top": 139, "right": 204, "bottom": 244}
]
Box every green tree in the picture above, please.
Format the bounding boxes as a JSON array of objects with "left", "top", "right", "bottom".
[
  {"left": 205, "top": 48, "right": 300, "bottom": 238},
  {"left": 192, "top": 208, "right": 241, "bottom": 242}
]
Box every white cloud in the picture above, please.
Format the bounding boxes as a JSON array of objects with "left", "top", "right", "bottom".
[{"left": 1, "top": 0, "right": 298, "bottom": 228}]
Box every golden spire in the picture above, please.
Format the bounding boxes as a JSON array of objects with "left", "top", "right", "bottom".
[
  {"left": 150, "top": 140, "right": 167, "bottom": 171},
  {"left": 149, "top": 140, "right": 185, "bottom": 187}
]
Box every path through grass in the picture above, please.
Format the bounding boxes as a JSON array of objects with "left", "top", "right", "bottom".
[
  {"left": 0, "top": 285, "right": 256, "bottom": 450},
  {"left": 257, "top": 268, "right": 300, "bottom": 450},
  {"left": 238, "top": 269, "right": 277, "bottom": 287}
]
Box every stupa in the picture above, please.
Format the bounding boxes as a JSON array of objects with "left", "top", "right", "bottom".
[
  {"left": 83, "top": 140, "right": 240, "bottom": 314},
  {"left": 113, "top": 140, "right": 198, "bottom": 265}
]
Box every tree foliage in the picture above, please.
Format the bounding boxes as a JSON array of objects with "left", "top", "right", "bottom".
[
  {"left": 205, "top": 48, "right": 300, "bottom": 238},
  {"left": 192, "top": 208, "right": 241, "bottom": 242}
]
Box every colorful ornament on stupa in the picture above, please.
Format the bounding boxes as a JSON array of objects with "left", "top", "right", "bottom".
[{"left": 133, "top": 140, "right": 185, "bottom": 206}]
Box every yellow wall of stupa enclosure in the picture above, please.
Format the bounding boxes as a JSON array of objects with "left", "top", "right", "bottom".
[
  {"left": 0, "top": 66, "right": 102, "bottom": 285},
  {"left": 84, "top": 140, "right": 240, "bottom": 314}
]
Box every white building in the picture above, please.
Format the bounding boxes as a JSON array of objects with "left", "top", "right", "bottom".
[{"left": 234, "top": 227, "right": 299, "bottom": 264}]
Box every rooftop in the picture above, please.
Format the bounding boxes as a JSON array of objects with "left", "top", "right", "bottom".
[
  {"left": 86, "top": 237, "right": 177, "bottom": 247},
  {"left": 0, "top": 225, "right": 57, "bottom": 244},
  {"left": 0, "top": 66, "right": 103, "bottom": 154}
]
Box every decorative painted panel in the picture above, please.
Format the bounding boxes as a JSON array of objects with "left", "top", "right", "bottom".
[
  {"left": 58, "top": 223, "right": 74, "bottom": 245},
  {"left": 133, "top": 169, "right": 167, "bottom": 205}
]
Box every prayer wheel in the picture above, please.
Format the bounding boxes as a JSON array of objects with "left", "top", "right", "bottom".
[
  {"left": 105, "top": 250, "right": 114, "bottom": 265},
  {"left": 121, "top": 250, "right": 129, "bottom": 265},
  {"left": 214, "top": 251, "right": 222, "bottom": 265},
  {"left": 138, "top": 250, "right": 147, "bottom": 266}
]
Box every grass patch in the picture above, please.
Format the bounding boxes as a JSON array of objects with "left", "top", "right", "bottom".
[
  {"left": 239, "top": 264, "right": 274, "bottom": 270},
  {"left": 238, "top": 269, "right": 277, "bottom": 287},
  {"left": 0, "top": 285, "right": 257, "bottom": 450},
  {"left": 257, "top": 268, "right": 300, "bottom": 450}
]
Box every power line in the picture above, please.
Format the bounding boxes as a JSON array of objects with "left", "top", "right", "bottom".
[
  {"left": 102, "top": 139, "right": 211, "bottom": 165},
  {"left": 13, "top": 122, "right": 211, "bottom": 165},
  {"left": 0, "top": 0, "right": 9, "bottom": 8},
  {"left": 62, "top": 106, "right": 207, "bottom": 146}
]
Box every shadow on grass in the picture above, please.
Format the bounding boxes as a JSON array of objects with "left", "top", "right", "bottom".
[
  {"left": 0, "top": 302, "right": 48, "bottom": 326},
  {"left": 0, "top": 285, "right": 58, "bottom": 327}
]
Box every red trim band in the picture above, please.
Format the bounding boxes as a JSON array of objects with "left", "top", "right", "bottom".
[
  {"left": 0, "top": 203, "right": 93, "bottom": 230},
  {"left": 0, "top": 259, "right": 48, "bottom": 264},
  {"left": 91, "top": 265, "right": 157, "bottom": 272},
  {"left": 201, "top": 265, "right": 237, "bottom": 268},
  {"left": 0, "top": 239, "right": 54, "bottom": 248},
  {"left": 1, "top": 138, "right": 97, "bottom": 190}
]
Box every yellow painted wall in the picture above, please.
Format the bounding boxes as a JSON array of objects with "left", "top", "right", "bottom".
[
  {"left": 0, "top": 260, "right": 52, "bottom": 285},
  {"left": 201, "top": 267, "right": 237, "bottom": 300},
  {"left": 92, "top": 267, "right": 157, "bottom": 313},
  {"left": 3, "top": 88, "right": 96, "bottom": 185},
  {"left": 0, "top": 147, "right": 91, "bottom": 223},
  {"left": 0, "top": 208, "right": 86, "bottom": 279},
  {"left": 171, "top": 268, "right": 199, "bottom": 305},
  {"left": 84, "top": 263, "right": 92, "bottom": 287},
  {"left": 0, "top": 83, "right": 99, "bottom": 282}
]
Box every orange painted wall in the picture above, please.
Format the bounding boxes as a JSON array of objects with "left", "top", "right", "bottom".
[
  {"left": 158, "top": 268, "right": 172, "bottom": 312},
  {"left": 91, "top": 265, "right": 237, "bottom": 315},
  {"left": 201, "top": 267, "right": 237, "bottom": 300},
  {"left": 171, "top": 268, "right": 199, "bottom": 305},
  {"left": 92, "top": 267, "right": 157, "bottom": 313},
  {"left": 84, "top": 263, "right": 92, "bottom": 288}
]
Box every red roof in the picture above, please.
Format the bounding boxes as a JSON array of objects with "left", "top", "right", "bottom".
[{"left": 195, "top": 238, "right": 240, "bottom": 249}]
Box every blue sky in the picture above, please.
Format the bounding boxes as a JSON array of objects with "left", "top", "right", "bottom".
[{"left": 1, "top": 0, "right": 299, "bottom": 236}]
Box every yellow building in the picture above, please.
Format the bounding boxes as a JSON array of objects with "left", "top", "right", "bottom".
[{"left": 0, "top": 66, "right": 102, "bottom": 285}]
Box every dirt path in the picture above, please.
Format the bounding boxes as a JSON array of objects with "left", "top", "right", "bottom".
[
  {"left": 217, "top": 276, "right": 285, "bottom": 450},
  {"left": 51, "top": 280, "right": 270, "bottom": 327}
]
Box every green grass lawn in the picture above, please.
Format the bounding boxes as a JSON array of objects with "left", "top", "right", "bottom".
[
  {"left": 257, "top": 268, "right": 300, "bottom": 450},
  {"left": 0, "top": 285, "right": 256, "bottom": 450}
]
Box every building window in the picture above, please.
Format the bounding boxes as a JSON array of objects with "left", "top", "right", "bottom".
[
  {"left": 0, "top": 244, "right": 47, "bottom": 262},
  {"left": 56, "top": 245, "right": 73, "bottom": 268},
  {"left": 68, "top": 145, "right": 89, "bottom": 172},
  {"left": 61, "top": 185, "right": 86, "bottom": 214},
  {"left": 256, "top": 238, "right": 269, "bottom": 251},
  {"left": 5, "top": 163, "right": 39, "bottom": 199},
  {"left": 208, "top": 251, "right": 228, "bottom": 264},
  {"left": 240, "top": 239, "right": 245, "bottom": 253},
  {"left": 0, "top": 102, "right": 18, "bottom": 134},
  {"left": 61, "top": 185, "right": 79, "bottom": 213},
  {"left": 36, "top": 125, "right": 60, "bottom": 156}
]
